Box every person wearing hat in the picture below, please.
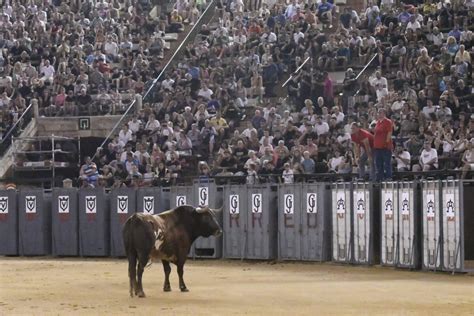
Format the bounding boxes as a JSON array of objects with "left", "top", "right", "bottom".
[
  {"left": 351, "top": 122, "right": 375, "bottom": 180},
  {"left": 373, "top": 108, "right": 393, "bottom": 181}
]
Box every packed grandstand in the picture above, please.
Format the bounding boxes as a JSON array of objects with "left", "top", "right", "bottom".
[{"left": 0, "top": 0, "right": 472, "bottom": 188}]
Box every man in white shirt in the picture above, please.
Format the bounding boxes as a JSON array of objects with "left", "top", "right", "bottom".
[
  {"left": 406, "top": 15, "right": 421, "bottom": 33},
  {"left": 242, "top": 121, "right": 257, "bottom": 139},
  {"left": 261, "top": 29, "right": 277, "bottom": 43},
  {"left": 118, "top": 124, "right": 133, "bottom": 145},
  {"left": 422, "top": 99, "right": 437, "bottom": 119},
  {"left": 391, "top": 95, "right": 405, "bottom": 113},
  {"left": 314, "top": 116, "right": 330, "bottom": 136},
  {"left": 40, "top": 59, "right": 55, "bottom": 84},
  {"left": 394, "top": 145, "right": 411, "bottom": 171},
  {"left": 332, "top": 106, "right": 345, "bottom": 124},
  {"left": 145, "top": 114, "right": 160, "bottom": 133},
  {"left": 285, "top": 0, "right": 300, "bottom": 19},
  {"left": 161, "top": 75, "right": 175, "bottom": 91},
  {"left": 428, "top": 27, "right": 444, "bottom": 47},
  {"left": 197, "top": 84, "right": 213, "bottom": 100},
  {"left": 293, "top": 28, "right": 304, "bottom": 44},
  {"left": 104, "top": 37, "right": 119, "bottom": 62},
  {"left": 417, "top": 142, "right": 438, "bottom": 171},
  {"left": 369, "top": 70, "right": 388, "bottom": 89},
  {"left": 233, "top": 30, "right": 247, "bottom": 46},
  {"left": 128, "top": 116, "right": 142, "bottom": 134}
]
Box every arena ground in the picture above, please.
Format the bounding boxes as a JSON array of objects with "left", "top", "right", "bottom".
[{"left": 0, "top": 258, "right": 472, "bottom": 315}]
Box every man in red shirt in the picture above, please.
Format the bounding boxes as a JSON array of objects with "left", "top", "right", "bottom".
[
  {"left": 373, "top": 108, "right": 393, "bottom": 181},
  {"left": 351, "top": 123, "right": 375, "bottom": 181}
]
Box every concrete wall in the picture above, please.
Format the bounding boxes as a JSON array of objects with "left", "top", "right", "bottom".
[{"left": 35, "top": 116, "right": 124, "bottom": 138}]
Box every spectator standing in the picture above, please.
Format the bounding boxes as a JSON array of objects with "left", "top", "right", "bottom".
[
  {"left": 350, "top": 123, "right": 375, "bottom": 181},
  {"left": 373, "top": 108, "right": 393, "bottom": 181}
]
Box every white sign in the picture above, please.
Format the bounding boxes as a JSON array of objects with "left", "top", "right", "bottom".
[
  {"left": 85, "top": 196, "right": 97, "bottom": 214},
  {"left": 306, "top": 193, "right": 317, "bottom": 214},
  {"left": 251, "top": 193, "right": 262, "bottom": 213},
  {"left": 58, "top": 196, "right": 70, "bottom": 214},
  {"left": 143, "top": 196, "right": 154, "bottom": 214},
  {"left": 355, "top": 191, "right": 366, "bottom": 215},
  {"left": 198, "top": 187, "right": 209, "bottom": 207},
  {"left": 426, "top": 194, "right": 435, "bottom": 217},
  {"left": 25, "top": 196, "right": 37, "bottom": 213},
  {"left": 284, "top": 194, "right": 294, "bottom": 214},
  {"left": 401, "top": 192, "right": 410, "bottom": 215},
  {"left": 229, "top": 195, "right": 239, "bottom": 214},
  {"left": 176, "top": 195, "right": 186, "bottom": 206},
  {"left": 336, "top": 192, "right": 346, "bottom": 214},
  {"left": 117, "top": 196, "right": 128, "bottom": 214},
  {"left": 444, "top": 193, "right": 455, "bottom": 218},
  {"left": 383, "top": 191, "right": 393, "bottom": 215},
  {"left": 0, "top": 197, "right": 8, "bottom": 214}
]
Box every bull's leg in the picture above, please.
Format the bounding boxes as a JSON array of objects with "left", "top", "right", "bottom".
[
  {"left": 177, "top": 262, "right": 188, "bottom": 292},
  {"left": 162, "top": 260, "right": 172, "bottom": 292},
  {"left": 135, "top": 254, "right": 148, "bottom": 298},
  {"left": 128, "top": 254, "right": 137, "bottom": 298}
]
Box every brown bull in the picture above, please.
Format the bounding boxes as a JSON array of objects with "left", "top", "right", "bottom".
[{"left": 122, "top": 205, "right": 222, "bottom": 297}]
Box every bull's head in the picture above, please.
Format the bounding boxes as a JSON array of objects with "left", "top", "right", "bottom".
[{"left": 194, "top": 206, "right": 223, "bottom": 237}]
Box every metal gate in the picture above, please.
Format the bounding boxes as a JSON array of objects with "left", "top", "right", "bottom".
[
  {"left": 52, "top": 188, "right": 78, "bottom": 256},
  {"left": 0, "top": 190, "right": 18, "bottom": 255},
  {"left": 245, "top": 185, "right": 278, "bottom": 259},
  {"left": 169, "top": 185, "right": 195, "bottom": 257},
  {"left": 136, "top": 187, "right": 170, "bottom": 215},
  {"left": 278, "top": 183, "right": 331, "bottom": 261},
  {"left": 421, "top": 181, "right": 442, "bottom": 270},
  {"left": 18, "top": 189, "right": 51, "bottom": 255},
  {"left": 78, "top": 188, "right": 110, "bottom": 257},
  {"left": 223, "top": 185, "right": 247, "bottom": 259},
  {"left": 331, "top": 183, "right": 352, "bottom": 263},
  {"left": 193, "top": 180, "right": 223, "bottom": 258},
  {"left": 300, "top": 183, "right": 331, "bottom": 261},
  {"left": 352, "top": 182, "right": 375, "bottom": 265},
  {"left": 380, "top": 182, "right": 398, "bottom": 266},
  {"left": 278, "top": 184, "right": 302, "bottom": 260},
  {"left": 441, "top": 180, "right": 463, "bottom": 272},
  {"left": 170, "top": 185, "right": 194, "bottom": 208},
  {"left": 397, "top": 182, "right": 419, "bottom": 269},
  {"left": 110, "top": 188, "right": 136, "bottom": 257}
]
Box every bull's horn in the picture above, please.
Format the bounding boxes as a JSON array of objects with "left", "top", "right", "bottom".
[
  {"left": 213, "top": 207, "right": 223, "bottom": 213},
  {"left": 195, "top": 207, "right": 210, "bottom": 213}
]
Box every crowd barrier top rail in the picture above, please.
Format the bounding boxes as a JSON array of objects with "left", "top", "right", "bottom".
[{"left": 2, "top": 170, "right": 471, "bottom": 191}]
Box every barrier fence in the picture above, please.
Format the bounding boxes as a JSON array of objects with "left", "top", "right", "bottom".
[{"left": 0, "top": 181, "right": 472, "bottom": 273}]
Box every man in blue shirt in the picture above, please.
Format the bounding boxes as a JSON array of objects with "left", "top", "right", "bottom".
[{"left": 316, "top": 0, "right": 334, "bottom": 28}]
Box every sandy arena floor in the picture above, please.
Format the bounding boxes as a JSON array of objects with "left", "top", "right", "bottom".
[{"left": 0, "top": 258, "right": 473, "bottom": 316}]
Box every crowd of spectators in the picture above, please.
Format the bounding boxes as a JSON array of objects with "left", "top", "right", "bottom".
[
  {"left": 0, "top": 0, "right": 207, "bottom": 145},
  {"left": 9, "top": 0, "right": 468, "bottom": 187}
]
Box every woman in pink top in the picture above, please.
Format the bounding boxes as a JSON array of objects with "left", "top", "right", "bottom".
[{"left": 54, "top": 87, "right": 67, "bottom": 107}]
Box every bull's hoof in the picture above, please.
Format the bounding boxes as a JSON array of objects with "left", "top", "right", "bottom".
[
  {"left": 163, "top": 285, "right": 171, "bottom": 292},
  {"left": 137, "top": 291, "right": 146, "bottom": 298},
  {"left": 180, "top": 287, "right": 189, "bottom": 292}
]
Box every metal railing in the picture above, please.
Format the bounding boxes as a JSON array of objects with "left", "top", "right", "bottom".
[
  {"left": 91, "top": 0, "right": 217, "bottom": 161},
  {"left": 0, "top": 103, "right": 34, "bottom": 156}
]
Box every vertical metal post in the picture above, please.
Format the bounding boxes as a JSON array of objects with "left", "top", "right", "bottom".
[{"left": 52, "top": 135, "right": 55, "bottom": 188}]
